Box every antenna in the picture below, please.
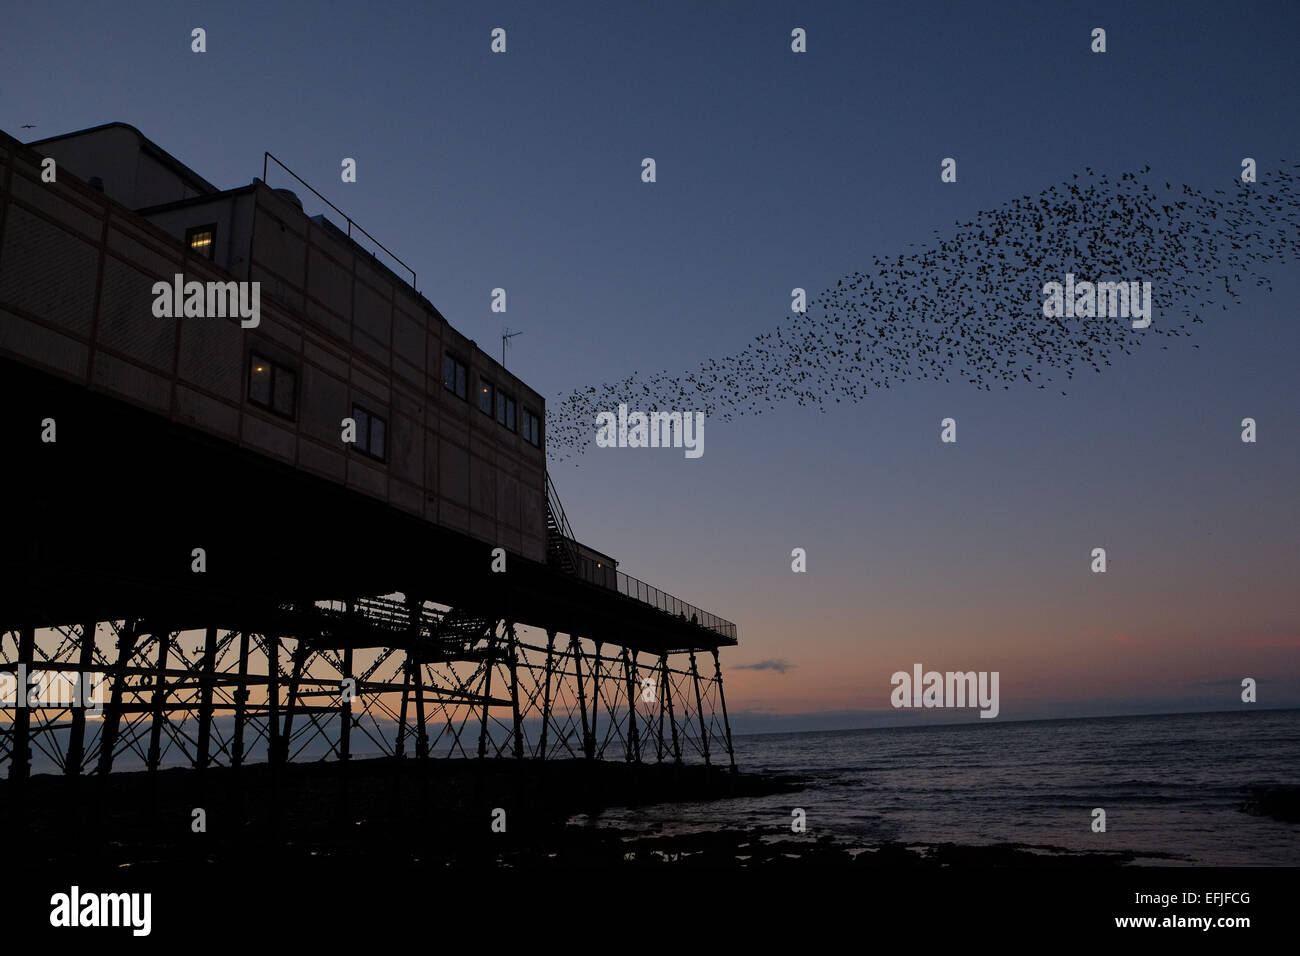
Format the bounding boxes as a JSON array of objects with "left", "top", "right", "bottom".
[{"left": 502, "top": 327, "right": 523, "bottom": 366}]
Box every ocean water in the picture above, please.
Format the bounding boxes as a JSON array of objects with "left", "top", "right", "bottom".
[
  {"left": 13, "top": 707, "right": 1298, "bottom": 865},
  {"left": 578, "top": 709, "right": 1300, "bottom": 865}
]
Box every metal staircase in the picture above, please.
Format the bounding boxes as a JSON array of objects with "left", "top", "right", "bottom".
[
  {"left": 545, "top": 472, "right": 580, "bottom": 576},
  {"left": 292, "top": 596, "right": 498, "bottom": 658},
  {"left": 431, "top": 606, "right": 496, "bottom": 654}
]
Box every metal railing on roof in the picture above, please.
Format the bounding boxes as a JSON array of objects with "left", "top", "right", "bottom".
[{"left": 262, "top": 151, "right": 417, "bottom": 290}]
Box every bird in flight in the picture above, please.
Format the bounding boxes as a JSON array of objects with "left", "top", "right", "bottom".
[{"left": 545, "top": 162, "right": 1299, "bottom": 462}]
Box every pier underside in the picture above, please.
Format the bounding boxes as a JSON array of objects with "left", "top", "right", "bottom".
[{"left": 0, "top": 358, "right": 738, "bottom": 778}]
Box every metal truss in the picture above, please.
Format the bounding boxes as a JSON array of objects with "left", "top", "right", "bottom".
[{"left": 0, "top": 596, "right": 736, "bottom": 778}]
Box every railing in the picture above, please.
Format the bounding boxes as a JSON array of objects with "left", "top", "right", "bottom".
[
  {"left": 262, "top": 152, "right": 418, "bottom": 290},
  {"left": 545, "top": 474, "right": 737, "bottom": 642},
  {"left": 351, "top": 595, "right": 412, "bottom": 629},
  {"left": 545, "top": 472, "right": 581, "bottom": 573},
  {"left": 614, "top": 571, "right": 737, "bottom": 642},
  {"left": 545, "top": 472, "right": 577, "bottom": 543},
  {"left": 315, "top": 577, "right": 736, "bottom": 645},
  {"left": 306, "top": 598, "right": 491, "bottom": 647},
  {"left": 306, "top": 596, "right": 417, "bottom": 634},
  {"left": 559, "top": 540, "right": 736, "bottom": 641}
]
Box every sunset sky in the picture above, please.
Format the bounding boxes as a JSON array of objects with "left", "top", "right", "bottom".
[{"left": 4, "top": 0, "right": 1297, "bottom": 731}]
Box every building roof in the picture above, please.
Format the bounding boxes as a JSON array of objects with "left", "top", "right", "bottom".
[{"left": 26, "top": 121, "right": 219, "bottom": 196}]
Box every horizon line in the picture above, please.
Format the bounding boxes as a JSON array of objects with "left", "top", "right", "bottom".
[{"left": 731, "top": 704, "right": 1300, "bottom": 738}]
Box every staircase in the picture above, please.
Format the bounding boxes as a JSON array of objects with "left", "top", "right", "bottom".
[
  {"left": 341, "top": 596, "right": 496, "bottom": 656},
  {"left": 433, "top": 606, "right": 496, "bottom": 653},
  {"left": 545, "top": 472, "right": 580, "bottom": 576}
]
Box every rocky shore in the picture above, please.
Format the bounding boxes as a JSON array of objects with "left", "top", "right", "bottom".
[{"left": 0, "top": 756, "right": 1154, "bottom": 869}]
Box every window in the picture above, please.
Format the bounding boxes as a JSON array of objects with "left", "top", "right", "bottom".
[
  {"left": 186, "top": 223, "right": 217, "bottom": 260},
  {"left": 442, "top": 353, "right": 467, "bottom": 399},
  {"left": 495, "top": 390, "right": 516, "bottom": 431},
  {"left": 248, "top": 353, "right": 296, "bottom": 419},
  {"left": 523, "top": 408, "right": 541, "bottom": 447},
  {"left": 352, "top": 403, "right": 387, "bottom": 461},
  {"left": 477, "top": 377, "right": 494, "bottom": 415}
]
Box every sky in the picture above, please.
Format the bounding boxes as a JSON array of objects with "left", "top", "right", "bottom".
[{"left": 3, "top": 0, "right": 1297, "bottom": 731}]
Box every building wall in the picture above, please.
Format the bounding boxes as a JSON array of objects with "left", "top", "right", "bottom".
[
  {"left": 573, "top": 541, "right": 618, "bottom": 588},
  {"left": 0, "top": 130, "right": 547, "bottom": 563},
  {"left": 138, "top": 191, "right": 257, "bottom": 277}
]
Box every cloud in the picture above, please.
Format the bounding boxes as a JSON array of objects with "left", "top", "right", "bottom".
[{"left": 733, "top": 658, "right": 793, "bottom": 673}]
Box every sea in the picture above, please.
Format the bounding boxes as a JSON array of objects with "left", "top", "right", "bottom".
[
  {"left": 14, "top": 707, "right": 1299, "bottom": 865},
  {"left": 576, "top": 709, "right": 1300, "bottom": 866}
]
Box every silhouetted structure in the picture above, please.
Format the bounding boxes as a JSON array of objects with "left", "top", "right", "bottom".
[{"left": 0, "top": 123, "right": 737, "bottom": 779}]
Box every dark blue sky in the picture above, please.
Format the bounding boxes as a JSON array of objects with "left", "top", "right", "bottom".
[{"left": 5, "top": 0, "right": 1297, "bottom": 728}]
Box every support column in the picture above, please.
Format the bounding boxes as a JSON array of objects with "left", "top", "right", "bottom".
[
  {"left": 266, "top": 633, "right": 281, "bottom": 766},
  {"left": 338, "top": 626, "right": 355, "bottom": 824},
  {"left": 712, "top": 649, "right": 736, "bottom": 772},
  {"left": 477, "top": 624, "right": 498, "bottom": 758},
  {"left": 506, "top": 623, "right": 523, "bottom": 759},
  {"left": 654, "top": 654, "right": 665, "bottom": 763},
  {"left": 96, "top": 620, "right": 139, "bottom": 776},
  {"left": 621, "top": 647, "right": 641, "bottom": 763},
  {"left": 413, "top": 659, "right": 429, "bottom": 760},
  {"left": 689, "top": 649, "right": 710, "bottom": 766},
  {"left": 394, "top": 656, "right": 410, "bottom": 757},
  {"left": 660, "top": 651, "right": 681, "bottom": 764},
  {"left": 570, "top": 635, "right": 592, "bottom": 760},
  {"left": 231, "top": 631, "right": 249, "bottom": 769},
  {"left": 196, "top": 626, "right": 217, "bottom": 771},
  {"left": 589, "top": 640, "right": 603, "bottom": 759},
  {"left": 405, "top": 594, "right": 427, "bottom": 759},
  {"left": 146, "top": 629, "right": 172, "bottom": 772},
  {"left": 339, "top": 643, "right": 354, "bottom": 763},
  {"left": 538, "top": 629, "right": 556, "bottom": 760},
  {"left": 65, "top": 620, "right": 97, "bottom": 776},
  {"left": 281, "top": 642, "right": 306, "bottom": 764},
  {"left": 8, "top": 625, "right": 35, "bottom": 781}
]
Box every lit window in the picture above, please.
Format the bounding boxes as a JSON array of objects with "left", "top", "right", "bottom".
[
  {"left": 248, "top": 353, "right": 296, "bottom": 419},
  {"left": 496, "top": 391, "right": 516, "bottom": 431},
  {"left": 249, "top": 358, "right": 272, "bottom": 406},
  {"left": 523, "top": 408, "right": 541, "bottom": 447},
  {"left": 186, "top": 224, "right": 217, "bottom": 260},
  {"left": 352, "top": 403, "right": 387, "bottom": 461},
  {"left": 477, "top": 377, "right": 494, "bottom": 415},
  {"left": 442, "top": 354, "right": 467, "bottom": 400}
]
